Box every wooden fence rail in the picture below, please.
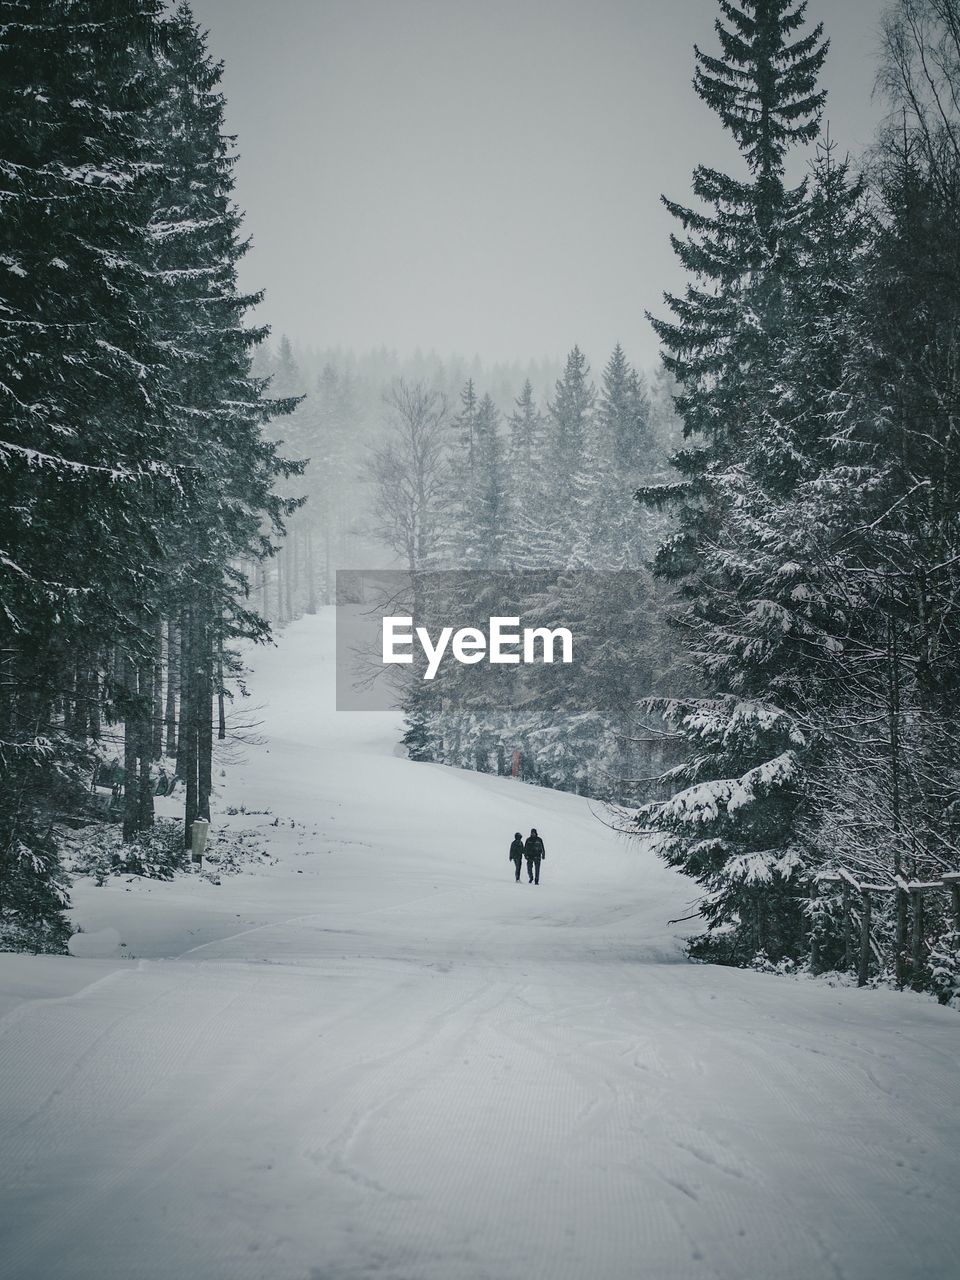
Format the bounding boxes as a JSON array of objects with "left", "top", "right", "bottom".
[{"left": 814, "top": 870, "right": 960, "bottom": 989}]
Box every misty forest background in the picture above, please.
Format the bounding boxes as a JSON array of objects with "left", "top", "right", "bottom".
[{"left": 3, "top": 0, "right": 960, "bottom": 1004}]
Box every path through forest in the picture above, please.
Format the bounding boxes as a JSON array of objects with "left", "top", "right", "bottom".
[{"left": 0, "top": 613, "right": 957, "bottom": 1280}]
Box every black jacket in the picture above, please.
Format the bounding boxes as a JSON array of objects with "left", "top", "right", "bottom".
[
  {"left": 524, "top": 835, "right": 545, "bottom": 860},
  {"left": 509, "top": 838, "right": 524, "bottom": 862}
]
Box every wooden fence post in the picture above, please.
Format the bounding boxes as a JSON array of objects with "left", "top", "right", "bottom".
[
  {"left": 842, "top": 880, "right": 852, "bottom": 972},
  {"left": 858, "top": 889, "right": 872, "bottom": 988},
  {"left": 911, "top": 889, "right": 925, "bottom": 991},
  {"left": 895, "top": 885, "right": 908, "bottom": 990},
  {"left": 944, "top": 873, "right": 960, "bottom": 932}
]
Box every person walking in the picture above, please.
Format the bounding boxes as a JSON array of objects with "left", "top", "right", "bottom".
[
  {"left": 509, "top": 832, "right": 524, "bottom": 882},
  {"left": 524, "top": 828, "right": 545, "bottom": 884}
]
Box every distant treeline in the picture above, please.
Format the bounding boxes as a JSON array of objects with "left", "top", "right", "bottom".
[
  {"left": 251, "top": 333, "right": 687, "bottom": 800},
  {"left": 241, "top": 339, "right": 571, "bottom": 624}
]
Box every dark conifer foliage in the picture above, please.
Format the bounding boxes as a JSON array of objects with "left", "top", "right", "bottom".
[
  {"left": 648, "top": 1, "right": 829, "bottom": 522},
  {"left": 0, "top": 1, "right": 295, "bottom": 949},
  {"left": 694, "top": 1, "right": 828, "bottom": 179},
  {"left": 636, "top": 0, "right": 850, "bottom": 963},
  {"left": 636, "top": 0, "right": 960, "bottom": 992},
  {"left": 149, "top": 5, "right": 300, "bottom": 846}
]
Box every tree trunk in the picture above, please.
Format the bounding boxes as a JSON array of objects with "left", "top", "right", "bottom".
[
  {"left": 911, "top": 889, "right": 925, "bottom": 991},
  {"left": 809, "top": 882, "right": 820, "bottom": 975},
  {"left": 73, "top": 656, "right": 88, "bottom": 739},
  {"left": 122, "top": 653, "right": 139, "bottom": 843},
  {"left": 137, "top": 652, "right": 154, "bottom": 831},
  {"left": 895, "top": 888, "right": 909, "bottom": 990},
  {"left": 306, "top": 529, "right": 318, "bottom": 614},
  {"left": 842, "top": 880, "right": 852, "bottom": 972},
  {"left": 325, "top": 523, "right": 333, "bottom": 605},
  {"left": 217, "top": 632, "right": 226, "bottom": 741},
  {"left": 164, "top": 617, "right": 178, "bottom": 758},
  {"left": 197, "top": 662, "right": 212, "bottom": 820},
  {"left": 88, "top": 659, "right": 100, "bottom": 741},
  {"left": 285, "top": 536, "right": 295, "bottom": 622},
  {"left": 197, "top": 594, "right": 213, "bottom": 821},
  {"left": 151, "top": 612, "right": 164, "bottom": 760},
  {"left": 887, "top": 602, "right": 908, "bottom": 989},
  {"left": 858, "top": 890, "right": 872, "bottom": 988},
  {"left": 60, "top": 659, "right": 75, "bottom": 731},
  {"left": 180, "top": 606, "right": 198, "bottom": 849}
]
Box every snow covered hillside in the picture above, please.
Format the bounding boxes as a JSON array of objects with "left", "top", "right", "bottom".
[{"left": 0, "top": 612, "right": 957, "bottom": 1280}]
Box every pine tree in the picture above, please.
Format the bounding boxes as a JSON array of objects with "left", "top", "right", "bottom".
[
  {"left": 470, "top": 393, "right": 507, "bottom": 569},
  {"left": 646, "top": 1, "right": 829, "bottom": 579},
  {"left": 442, "top": 381, "right": 506, "bottom": 569},
  {"left": 0, "top": 0, "right": 299, "bottom": 942},
  {"left": 788, "top": 59, "right": 960, "bottom": 984},
  {"left": 505, "top": 380, "right": 549, "bottom": 569},
  {"left": 544, "top": 347, "right": 594, "bottom": 565},
  {"left": 637, "top": 1, "right": 840, "bottom": 964},
  {"left": 437, "top": 380, "right": 479, "bottom": 567},
  {"left": 507, "top": 380, "right": 545, "bottom": 478},
  {"left": 272, "top": 336, "right": 305, "bottom": 400},
  {"left": 751, "top": 136, "right": 867, "bottom": 495},
  {"left": 151, "top": 3, "right": 299, "bottom": 845},
  {"left": 572, "top": 345, "right": 652, "bottom": 571},
  {"left": 600, "top": 344, "right": 651, "bottom": 476},
  {"left": 304, "top": 365, "right": 359, "bottom": 605},
  {"left": 0, "top": 0, "right": 180, "bottom": 947}
]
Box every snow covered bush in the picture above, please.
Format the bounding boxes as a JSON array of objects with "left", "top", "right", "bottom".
[
  {"left": 928, "top": 931, "right": 960, "bottom": 1007},
  {"left": 64, "top": 818, "right": 190, "bottom": 883},
  {"left": 749, "top": 949, "right": 799, "bottom": 976},
  {"left": 638, "top": 698, "right": 811, "bottom": 965},
  {"left": 0, "top": 832, "right": 72, "bottom": 954},
  {"left": 0, "top": 733, "right": 87, "bottom": 953}
]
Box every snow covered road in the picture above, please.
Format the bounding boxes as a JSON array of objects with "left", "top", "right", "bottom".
[{"left": 1, "top": 613, "right": 957, "bottom": 1280}]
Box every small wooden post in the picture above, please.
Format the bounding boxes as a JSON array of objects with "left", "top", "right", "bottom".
[
  {"left": 911, "top": 889, "right": 925, "bottom": 991},
  {"left": 191, "top": 818, "right": 210, "bottom": 869},
  {"left": 842, "top": 880, "right": 852, "bottom": 972},
  {"left": 858, "top": 889, "right": 872, "bottom": 988}
]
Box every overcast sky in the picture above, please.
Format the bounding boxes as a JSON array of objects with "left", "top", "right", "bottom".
[{"left": 190, "top": 0, "right": 890, "bottom": 372}]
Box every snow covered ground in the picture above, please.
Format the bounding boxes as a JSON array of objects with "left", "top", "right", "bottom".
[{"left": 0, "top": 611, "right": 957, "bottom": 1280}]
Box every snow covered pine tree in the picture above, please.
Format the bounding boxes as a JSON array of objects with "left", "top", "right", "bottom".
[{"left": 637, "top": 0, "right": 837, "bottom": 964}]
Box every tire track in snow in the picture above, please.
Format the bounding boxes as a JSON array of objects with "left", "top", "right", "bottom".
[{"left": 5, "top": 613, "right": 959, "bottom": 1280}]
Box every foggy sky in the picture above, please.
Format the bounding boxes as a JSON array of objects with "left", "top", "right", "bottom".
[{"left": 190, "top": 0, "right": 890, "bottom": 371}]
